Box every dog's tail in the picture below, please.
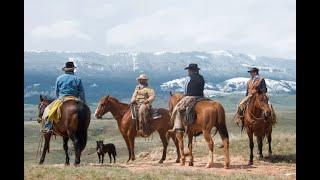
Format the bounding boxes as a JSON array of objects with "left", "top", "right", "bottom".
[{"left": 114, "top": 146, "right": 117, "bottom": 156}]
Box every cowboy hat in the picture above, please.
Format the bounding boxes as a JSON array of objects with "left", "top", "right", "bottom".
[
  {"left": 185, "top": 63, "right": 200, "bottom": 71},
  {"left": 136, "top": 74, "right": 149, "bottom": 80},
  {"left": 62, "top": 61, "right": 77, "bottom": 71},
  {"left": 247, "top": 67, "right": 259, "bottom": 73}
]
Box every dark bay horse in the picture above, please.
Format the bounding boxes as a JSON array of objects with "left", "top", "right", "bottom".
[
  {"left": 94, "top": 95, "right": 180, "bottom": 163},
  {"left": 169, "top": 92, "right": 230, "bottom": 168},
  {"left": 243, "top": 93, "right": 275, "bottom": 165},
  {"left": 37, "top": 95, "right": 91, "bottom": 165}
]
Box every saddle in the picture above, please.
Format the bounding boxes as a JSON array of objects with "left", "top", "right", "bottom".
[
  {"left": 184, "top": 97, "right": 211, "bottom": 125},
  {"left": 44, "top": 96, "right": 80, "bottom": 123},
  {"left": 130, "top": 104, "right": 162, "bottom": 131}
]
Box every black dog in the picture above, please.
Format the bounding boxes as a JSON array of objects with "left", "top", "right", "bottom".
[{"left": 96, "top": 140, "right": 117, "bottom": 164}]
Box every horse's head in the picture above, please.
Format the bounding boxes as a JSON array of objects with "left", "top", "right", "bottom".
[
  {"left": 252, "top": 93, "right": 272, "bottom": 119},
  {"left": 94, "top": 95, "right": 111, "bottom": 119},
  {"left": 168, "top": 92, "right": 184, "bottom": 114},
  {"left": 37, "top": 95, "right": 54, "bottom": 120}
]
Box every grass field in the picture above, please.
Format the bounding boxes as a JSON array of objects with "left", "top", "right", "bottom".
[{"left": 24, "top": 95, "right": 296, "bottom": 179}]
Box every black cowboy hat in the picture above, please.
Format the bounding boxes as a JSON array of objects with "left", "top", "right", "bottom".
[
  {"left": 247, "top": 67, "right": 259, "bottom": 73},
  {"left": 62, "top": 61, "right": 77, "bottom": 71},
  {"left": 185, "top": 63, "right": 200, "bottom": 71}
]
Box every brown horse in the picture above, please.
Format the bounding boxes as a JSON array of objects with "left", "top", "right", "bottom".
[
  {"left": 168, "top": 92, "right": 230, "bottom": 168},
  {"left": 37, "top": 95, "right": 91, "bottom": 165},
  {"left": 242, "top": 93, "right": 275, "bottom": 165},
  {"left": 94, "top": 95, "right": 180, "bottom": 163}
]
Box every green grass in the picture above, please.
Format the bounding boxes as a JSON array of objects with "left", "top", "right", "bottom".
[{"left": 25, "top": 103, "right": 295, "bottom": 179}]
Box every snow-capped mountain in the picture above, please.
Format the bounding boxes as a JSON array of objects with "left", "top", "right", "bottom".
[
  {"left": 160, "top": 77, "right": 296, "bottom": 97},
  {"left": 24, "top": 50, "right": 295, "bottom": 104}
]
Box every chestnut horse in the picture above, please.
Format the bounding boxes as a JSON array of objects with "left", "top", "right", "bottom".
[
  {"left": 169, "top": 92, "right": 230, "bottom": 168},
  {"left": 94, "top": 95, "right": 180, "bottom": 163},
  {"left": 243, "top": 93, "right": 275, "bottom": 165},
  {"left": 37, "top": 95, "right": 91, "bottom": 165}
]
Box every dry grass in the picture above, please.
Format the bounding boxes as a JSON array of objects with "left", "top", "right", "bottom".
[{"left": 24, "top": 109, "right": 296, "bottom": 179}]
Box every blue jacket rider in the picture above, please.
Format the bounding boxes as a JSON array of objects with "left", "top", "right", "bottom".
[{"left": 43, "top": 61, "right": 86, "bottom": 132}]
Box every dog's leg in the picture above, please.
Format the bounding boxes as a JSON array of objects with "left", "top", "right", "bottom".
[
  {"left": 101, "top": 154, "right": 104, "bottom": 164},
  {"left": 98, "top": 154, "right": 101, "bottom": 164},
  {"left": 108, "top": 152, "right": 112, "bottom": 163}
]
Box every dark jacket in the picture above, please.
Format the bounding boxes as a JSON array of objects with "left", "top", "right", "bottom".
[{"left": 185, "top": 72, "right": 205, "bottom": 96}]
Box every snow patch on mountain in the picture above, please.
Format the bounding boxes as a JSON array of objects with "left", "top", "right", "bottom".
[{"left": 161, "top": 77, "right": 296, "bottom": 97}]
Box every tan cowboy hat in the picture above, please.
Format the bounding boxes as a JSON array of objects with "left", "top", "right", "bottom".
[
  {"left": 62, "top": 61, "right": 77, "bottom": 71},
  {"left": 136, "top": 74, "right": 149, "bottom": 80}
]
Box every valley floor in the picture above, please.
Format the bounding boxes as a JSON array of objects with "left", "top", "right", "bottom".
[{"left": 24, "top": 110, "right": 296, "bottom": 180}]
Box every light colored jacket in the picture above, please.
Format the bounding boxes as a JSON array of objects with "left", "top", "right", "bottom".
[{"left": 131, "top": 85, "right": 155, "bottom": 104}]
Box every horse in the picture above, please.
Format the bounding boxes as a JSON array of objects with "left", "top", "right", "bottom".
[
  {"left": 94, "top": 95, "right": 180, "bottom": 163},
  {"left": 168, "top": 92, "right": 230, "bottom": 168},
  {"left": 242, "top": 93, "right": 275, "bottom": 165},
  {"left": 37, "top": 95, "right": 91, "bottom": 165}
]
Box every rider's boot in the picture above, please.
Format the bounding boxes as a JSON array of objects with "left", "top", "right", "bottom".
[{"left": 41, "top": 120, "right": 53, "bottom": 133}]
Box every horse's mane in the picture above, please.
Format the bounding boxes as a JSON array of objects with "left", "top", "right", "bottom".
[{"left": 107, "top": 96, "right": 129, "bottom": 108}]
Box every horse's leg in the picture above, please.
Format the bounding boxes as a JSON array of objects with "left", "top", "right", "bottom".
[
  {"left": 39, "top": 133, "right": 51, "bottom": 164},
  {"left": 257, "top": 136, "right": 264, "bottom": 159},
  {"left": 187, "top": 133, "right": 194, "bottom": 166},
  {"left": 122, "top": 134, "right": 132, "bottom": 163},
  {"left": 63, "top": 137, "right": 70, "bottom": 165},
  {"left": 267, "top": 130, "right": 272, "bottom": 157},
  {"left": 70, "top": 134, "right": 81, "bottom": 165},
  {"left": 158, "top": 130, "right": 169, "bottom": 163},
  {"left": 218, "top": 126, "right": 230, "bottom": 169},
  {"left": 248, "top": 131, "right": 254, "bottom": 165},
  {"left": 170, "top": 133, "right": 181, "bottom": 163},
  {"left": 128, "top": 131, "right": 136, "bottom": 161},
  {"left": 203, "top": 130, "right": 214, "bottom": 168},
  {"left": 176, "top": 131, "right": 185, "bottom": 166}
]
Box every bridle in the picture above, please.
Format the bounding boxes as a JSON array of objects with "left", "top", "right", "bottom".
[
  {"left": 37, "top": 100, "right": 51, "bottom": 121},
  {"left": 247, "top": 93, "right": 269, "bottom": 121}
]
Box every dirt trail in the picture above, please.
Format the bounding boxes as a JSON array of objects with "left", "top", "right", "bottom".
[{"left": 59, "top": 154, "right": 295, "bottom": 179}]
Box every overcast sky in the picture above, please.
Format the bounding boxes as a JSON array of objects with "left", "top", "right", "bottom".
[{"left": 24, "top": 0, "right": 296, "bottom": 59}]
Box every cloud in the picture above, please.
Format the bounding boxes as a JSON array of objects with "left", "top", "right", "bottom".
[
  {"left": 31, "top": 20, "right": 91, "bottom": 40},
  {"left": 105, "top": 0, "right": 295, "bottom": 58}
]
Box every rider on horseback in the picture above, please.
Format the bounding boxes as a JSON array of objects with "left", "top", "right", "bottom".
[
  {"left": 168, "top": 63, "right": 205, "bottom": 133},
  {"left": 130, "top": 74, "right": 155, "bottom": 137},
  {"left": 235, "top": 67, "right": 269, "bottom": 125},
  {"left": 42, "top": 61, "right": 86, "bottom": 133}
]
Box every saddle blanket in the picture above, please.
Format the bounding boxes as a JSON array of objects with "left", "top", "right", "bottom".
[
  {"left": 42, "top": 96, "right": 79, "bottom": 123},
  {"left": 185, "top": 97, "right": 211, "bottom": 125}
]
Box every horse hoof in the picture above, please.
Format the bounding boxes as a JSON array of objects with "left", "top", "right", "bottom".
[
  {"left": 205, "top": 163, "right": 213, "bottom": 168},
  {"left": 224, "top": 162, "right": 230, "bottom": 169},
  {"left": 38, "top": 162, "right": 44, "bottom": 165},
  {"left": 258, "top": 156, "right": 264, "bottom": 160},
  {"left": 248, "top": 161, "right": 253, "bottom": 166},
  {"left": 65, "top": 163, "right": 70, "bottom": 166},
  {"left": 189, "top": 162, "right": 194, "bottom": 166},
  {"left": 158, "top": 160, "right": 164, "bottom": 164}
]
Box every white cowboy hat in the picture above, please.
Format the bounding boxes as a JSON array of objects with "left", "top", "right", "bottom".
[{"left": 136, "top": 74, "right": 149, "bottom": 80}]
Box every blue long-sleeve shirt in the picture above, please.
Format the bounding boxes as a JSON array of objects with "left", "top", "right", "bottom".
[{"left": 55, "top": 71, "right": 86, "bottom": 103}]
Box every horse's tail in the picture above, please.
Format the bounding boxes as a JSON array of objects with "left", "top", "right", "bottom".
[
  {"left": 76, "top": 101, "right": 90, "bottom": 152},
  {"left": 215, "top": 103, "right": 229, "bottom": 140}
]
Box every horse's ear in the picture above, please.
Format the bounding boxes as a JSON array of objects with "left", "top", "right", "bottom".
[
  {"left": 106, "top": 95, "right": 109, "bottom": 99},
  {"left": 169, "top": 91, "right": 173, "bottom": 96},
  {"left": 40, "top": 95, "right": 43, "bottom": 102}
]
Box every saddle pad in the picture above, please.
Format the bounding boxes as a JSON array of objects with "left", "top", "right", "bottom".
[
  {"left": 44, "top": 96, "right": 79, "bottom": 123},
  {"left": 186, "top": 97, "right": 211, "bottom": 124}
]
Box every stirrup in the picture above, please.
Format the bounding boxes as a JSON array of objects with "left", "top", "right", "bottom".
[{"left": 41, "top": 128, "right": 53, "bottom": 133}]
